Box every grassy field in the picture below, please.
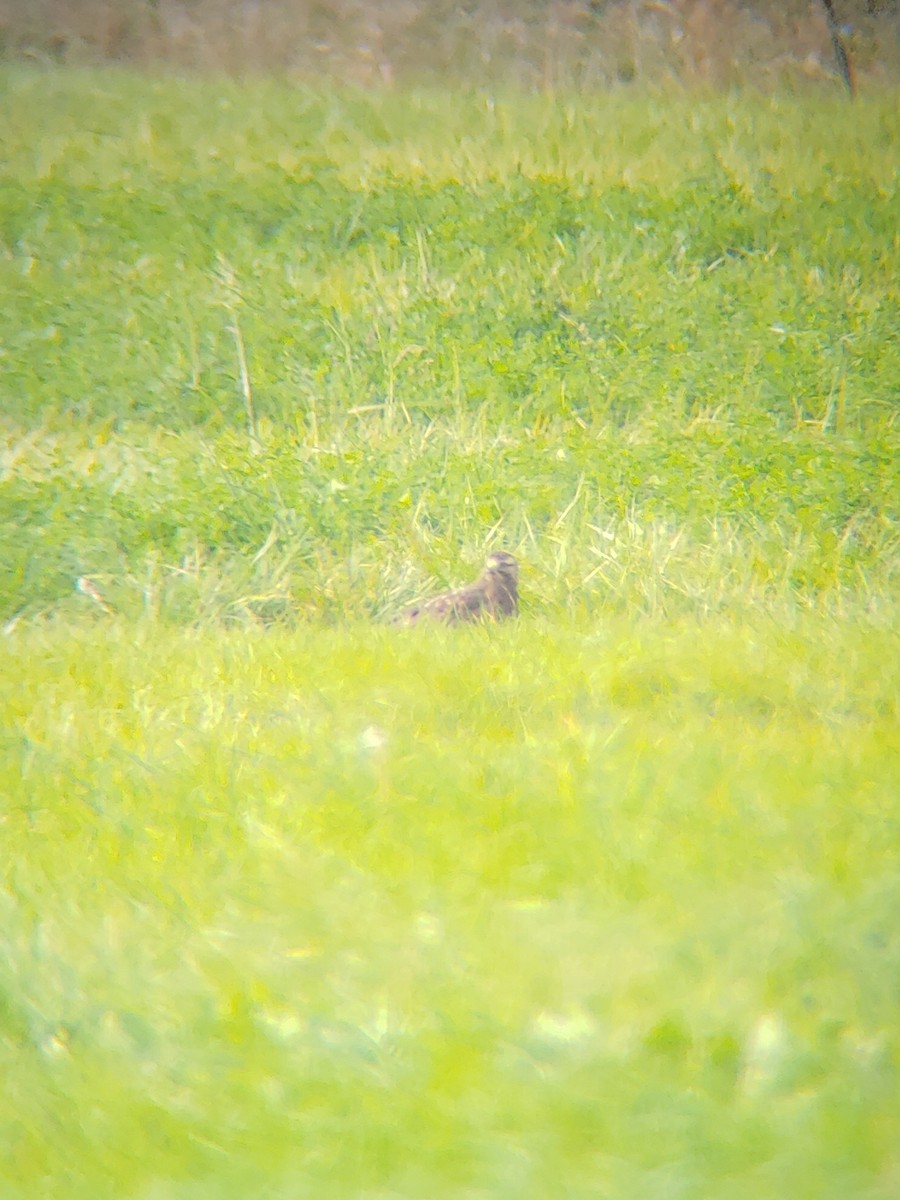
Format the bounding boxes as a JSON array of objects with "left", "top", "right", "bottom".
[{"left": 1, "top": 67, "right": 899, "bottom": 1198}]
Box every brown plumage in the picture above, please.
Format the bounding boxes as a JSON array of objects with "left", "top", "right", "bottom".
[{"left": 392, "top": 551, "right": 519, "bottom": 626}]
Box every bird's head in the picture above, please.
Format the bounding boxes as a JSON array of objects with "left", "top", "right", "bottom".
[{"left": 484, "top": 550, "right": 519, "bottom": 583}]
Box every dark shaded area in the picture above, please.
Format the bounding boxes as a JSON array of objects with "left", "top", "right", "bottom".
[{"left": 1, "top": 1, "right": 898, "bottom": 87}]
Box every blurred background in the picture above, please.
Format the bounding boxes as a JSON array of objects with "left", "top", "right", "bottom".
[{"left": 2, "top": 0, "right": 898, "bottom": 87}]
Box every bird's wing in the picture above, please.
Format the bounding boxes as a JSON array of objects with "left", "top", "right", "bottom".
[{"left": 424, "top": 584, "right": 486, "bottom": 621}]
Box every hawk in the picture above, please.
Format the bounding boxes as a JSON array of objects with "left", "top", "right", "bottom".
[{"left": 392, "top": 551, "right": 519, "bottom": 626}]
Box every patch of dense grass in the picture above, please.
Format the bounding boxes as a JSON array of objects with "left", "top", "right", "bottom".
[
  {"left": 1, "top": 68, "right": 898, "bottom": 1198},
  {"left": 2, "top": 619, "right": 899, "bottom": 1199},
  {"left": 2, "top": 72, "right": 898, "bottom": 623},
  {"left": 3, "top": 74, "right": 898, "bottom": 432}
]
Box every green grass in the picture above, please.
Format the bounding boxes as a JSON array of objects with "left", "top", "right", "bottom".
[
  {"left": 1, "top": 67, "right": 899, "bottom": 1198},
  {"left": 1, "top": 71, "right": 898, "bottom": 624}
]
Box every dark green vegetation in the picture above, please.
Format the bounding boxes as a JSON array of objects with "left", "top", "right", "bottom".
[
  {"left": 2, "top": 72, "right": 898, "bottom": 624},
  {"left": 1, "top": 69, "right": 898, "bottom": 1199}
]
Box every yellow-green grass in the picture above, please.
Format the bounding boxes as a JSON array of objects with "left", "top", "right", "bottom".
[
  {"left": 2, "top": 618, "right": 898, "bottom": 1198},
  {"left": 1, "top": 67, "right": 899, "bottom": 1198},
  {"left": 2, "top": 71, "right": 898, "bottom": 625}
]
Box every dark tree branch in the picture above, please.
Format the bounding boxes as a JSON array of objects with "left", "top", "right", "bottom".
[{"left": 820, "top": 0, "right": 857, "bottom": 96}]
